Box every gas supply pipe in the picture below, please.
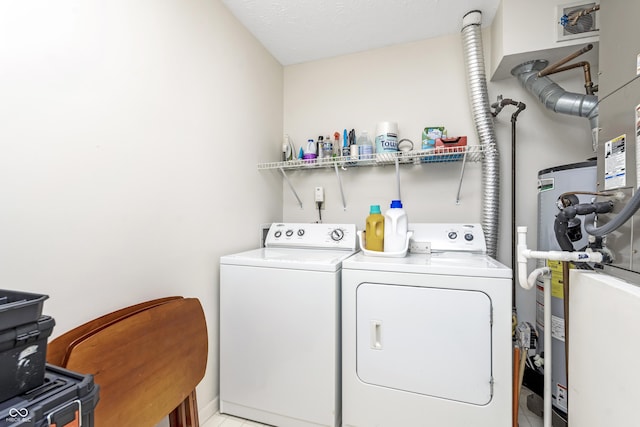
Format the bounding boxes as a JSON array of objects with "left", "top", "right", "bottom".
[{"left": 516, "top": 226, "right": 603, "bottom": 427}]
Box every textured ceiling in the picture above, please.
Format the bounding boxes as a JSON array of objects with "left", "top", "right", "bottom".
[{"left": 221, "top": 0, "right": 501, "bottom": 65}]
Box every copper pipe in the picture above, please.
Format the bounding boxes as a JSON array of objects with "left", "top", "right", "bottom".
[
  {"left": 543, "top": 61, "right": 586, "bottom": 75},
  {"left": 582, "top": 62, "right": 597, "bottom": 95},
  {"left": 538, "top": 44, "right": 593, "bottom": 77},
  {"left": 569, "top": 5, "right": 600, "bottom": 26},
  {"left": 541, "top": 61, "right": 597, "bottom": 95},
  {"left": 562, "top": 262, "right": 570, "bottom": 403},
  {"left": 538, "top": 44, "right": 597, "bottom": 95},
  {"left": 558, "top": 190, "right": 617, "bottom": 204},
  {"left": 513, "top": 346, "right": 520, "bottom": 427}
]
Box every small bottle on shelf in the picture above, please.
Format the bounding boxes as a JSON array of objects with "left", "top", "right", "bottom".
[
  {"left": 357, "top": 131, "right": 374, "bottom": 159},
  {"left": 323, "top": 135, "right": 333, "bottom": 159}
]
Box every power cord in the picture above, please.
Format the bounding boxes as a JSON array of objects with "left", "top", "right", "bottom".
[{"left": 316, "top": 201, "right": 322, "bottom": 223}]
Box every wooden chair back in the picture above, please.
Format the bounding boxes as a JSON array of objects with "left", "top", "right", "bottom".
[
  {"left": 47, "top": 296, "right": 182, "bottom": 366},
  {"left": 48, "top": 297, "right": 207, "bottom": 427}
]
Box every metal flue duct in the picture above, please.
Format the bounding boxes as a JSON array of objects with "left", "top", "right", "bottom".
[
  {"left": 461, "top": 10, "right": 500, "bottom": 258},
  {"left": 511, "top": 60, "right": 599, "bottom": 148}
]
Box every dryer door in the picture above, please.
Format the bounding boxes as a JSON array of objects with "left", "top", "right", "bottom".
[{"left": 356, "top": 283, "right": 493, "bottom": 405}]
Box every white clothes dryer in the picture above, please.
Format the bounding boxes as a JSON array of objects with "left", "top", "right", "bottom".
[
  {"left": 220, "top": 223, "right": 357, "bottom": 427},
  {"left": 342, "top": 223, "right": 512, "bottom": 427}
]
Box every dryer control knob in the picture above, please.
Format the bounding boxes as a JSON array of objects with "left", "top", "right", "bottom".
[
  {"left": 464, "top": 233, "right": 474, "bottom": 241},
  {"left": 331, "top": 229, "right": 345, "bottom": 241},
  {"left": 448, "top": 231, "right": 458, "bottom": 240},
  {"left": 285, "top": 229, "right": 294, "bottom": 237},
  {"left": 297, "top": 229, "right": 305, "bottom": 237},
  {"left": 274, "top": 231, "right": 282, "bottom": 238}
]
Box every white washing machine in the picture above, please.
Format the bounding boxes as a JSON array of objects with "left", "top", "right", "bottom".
[
  {"left": 342, "top": 223, "right": 512, "bottom": 427},
  {"left": 219, "top": 222, "right": 357, "bottom": 427}
]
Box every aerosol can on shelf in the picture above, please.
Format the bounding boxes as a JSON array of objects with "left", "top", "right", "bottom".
[{"left": 383, "top": 200, "right": 408, "bottom": 252}]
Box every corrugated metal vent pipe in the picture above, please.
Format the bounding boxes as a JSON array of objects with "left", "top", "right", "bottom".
[
  {"left": 461, "top": 10, "right": 500, "bottom": 259},
  {"left": 511, "top": 59, "right": 599, "bottom": 147}
]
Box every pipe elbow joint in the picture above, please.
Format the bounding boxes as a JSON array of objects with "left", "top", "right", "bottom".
[{"left": 596, "top": 200, "right": 615, "bottom": 213}]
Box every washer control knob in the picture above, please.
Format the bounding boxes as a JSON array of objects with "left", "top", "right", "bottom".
[
  {"left": 331, "top": 228, "right": 345, "bottom": 241},
  {"left": 448, "top": 231, "right": 458, "bottom": 240},
  {"left": 464, "top": 233, "right": 474, "bottom": 241},
  {"left": 297, "top": 229, "right": 305, "bottom": 237},
  {"left": 274, "top": 231, "right": 282, "bottom": 238},
  {"left": 285, "top": 229, "right": 294, "bottom": 237}
]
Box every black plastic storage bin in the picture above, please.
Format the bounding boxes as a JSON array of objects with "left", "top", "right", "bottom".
[
  {"left": 0, "top": 364, "right": 99, "bottom": 427},
  {"left": 0, "top": 316, "right": 55, "bottom": 403},
  {"left": 0, "top": 290, "right": 49, "bottom": 331}
]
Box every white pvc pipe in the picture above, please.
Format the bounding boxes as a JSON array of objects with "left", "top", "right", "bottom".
[
  {"left": 522, "top": 249, "right": 603, "bottom": 263},
  {"left": 544, "top": 272, "right": 552, "bottom": 427},
  {"left": 516, "top": 226, "right": 602, "bottom": 291},
  {"left": 516, "top": 225, "right": 605, "bottom": 427},
  {"left": 527, "top": 267, "right": 552, "bottom": 427},
  {"left": 517, "top": 227, "right": 534, "bottom": 289},
  {"left": 527, "top": 267, "right": 549, "bottom": 290}
]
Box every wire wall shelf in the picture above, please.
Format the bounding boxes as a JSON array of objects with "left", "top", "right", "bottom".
[
  {"left": 258, "top": 145, "right": 484, "bottom": 209},
  {"left": 257, "top": 145, "right": 484, "bottom": 170}
]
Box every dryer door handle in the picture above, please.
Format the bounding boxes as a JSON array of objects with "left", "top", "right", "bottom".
[{"left": 370, "top": 320, "right": 383, "bottom": 350}]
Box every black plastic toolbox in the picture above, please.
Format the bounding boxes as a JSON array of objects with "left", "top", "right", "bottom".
[
  {"left": 0, "top": 316, "right": 55, "bottom": 403},
  {"left": 0, "top": 290, "right": 49, "bottom": 331},
  {"left": 0, "top": 364, "right": 99, "bottom": 427}
]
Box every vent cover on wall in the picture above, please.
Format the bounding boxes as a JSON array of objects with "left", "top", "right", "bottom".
[{"left": 557, "top": 1, "right": 599, "bottom": 42}]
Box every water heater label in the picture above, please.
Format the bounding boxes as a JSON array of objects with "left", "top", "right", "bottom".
[
  {"left": 537, "top": 177, "right": 554, "bottom": 192},
  {"left": 549, "top": 260, "right": 566, "bottom": 299},
  {"left": 604, "top": 134, "right": 627, "bottom": 190},
  {"left": 551, "top": 315, "right": 565, "bottom": 342},
  {"left": 556, "top": 383, "right": 568, "bottom": 411}
]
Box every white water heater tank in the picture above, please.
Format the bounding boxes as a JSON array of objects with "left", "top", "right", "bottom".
[{"left": 536, "top": 160, "right": 596, "bottom": 417}]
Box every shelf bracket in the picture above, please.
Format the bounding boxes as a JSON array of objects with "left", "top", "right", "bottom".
[
  {"left": 334, "top": 163, "right": 347, "bottom": 210},
  {"left": 279, "top": 167, "right": 303, "bottom": 209},
  {"left": 455, "top": 151, "right": 468, "bottom": 205},
  {"left": 395, "top": 157, "right": 401, "bottom": 200}
]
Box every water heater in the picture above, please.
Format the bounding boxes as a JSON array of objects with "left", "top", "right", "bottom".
[{"left": 537, "top": 160, "right": 596, "bottom": 417}]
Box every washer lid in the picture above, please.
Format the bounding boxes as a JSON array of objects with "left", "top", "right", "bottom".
[
  {"left": 220, "top": 247, "right": 356, "bottom": 272},
  {"left": 342, "top": 251, "right": 512, "bottom": 278}
]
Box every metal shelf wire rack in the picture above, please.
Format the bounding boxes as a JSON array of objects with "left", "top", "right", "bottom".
[
  {"left": 257, "top": 145, "right": 484, "bottom": 170},
  {"left": 258, "top": 145, "right": 484, "bottom": 208}
]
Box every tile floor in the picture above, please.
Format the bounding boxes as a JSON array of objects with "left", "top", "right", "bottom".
[
  {"left": 202, "top": 387, "right": 543, "bottom": 427},
  {"left": 518, "top": 387, "right": 544, "bottom": 427}
]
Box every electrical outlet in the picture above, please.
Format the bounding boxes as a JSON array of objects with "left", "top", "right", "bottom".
[
  {"left": 314, "top": 186, "right": 325, "bottom": 203},
  {"left": 409, "top": 240, "right": 431, "bottom": 254}
]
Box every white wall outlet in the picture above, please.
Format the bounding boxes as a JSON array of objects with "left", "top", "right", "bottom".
[
  {"left": 409, "top": 240, "right": 431, "bottom": 254},
  {"left": 314, "top": 186, "right": 325, "bottom": 203}
]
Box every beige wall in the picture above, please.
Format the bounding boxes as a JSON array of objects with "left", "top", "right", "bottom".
[
  {"left": 282, "top": 28, "right": 595, "bottom": 328},
  {"left": 0, "top": 0, "right": 283, "bottom": 419}
]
